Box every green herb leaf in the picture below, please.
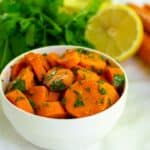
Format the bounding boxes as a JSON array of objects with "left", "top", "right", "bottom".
[
  {"left": 98, "top": 80, "right": 105, "bottom": 84},
  {"left": 113, "top": 74, "right": 125, "bottom": 88},
  {"left": 29, "top": 98, "right": 35, "bottom": 108},
  {"left": 25, "top": 24, "right": 35, "bottom": 46},
  {"left": 74, "top": 98, "right": 84, "bottom": 108},
  {"left": 0, "top": 0, "right": 102, "bottom": 72},
  {"left": 50, "top": 79, "right": 66, "bottom": 91},
  {"left": 73, "top": 90, "right": 84, "bottom": 107},
  {"left": 99, "top": 87, "right": 106, "bottom": 95},
  {"left": 76, "top": 48, "right": 90, "bottom": 54},
  {"left": 0, "top": 40, "right": 13, "bottom": 71},
  {"left": 99, "top": 55, "right": 105, "bottom": 60},
  {"left": 12, "top": 79, "right": 26, "bottom": 92}
]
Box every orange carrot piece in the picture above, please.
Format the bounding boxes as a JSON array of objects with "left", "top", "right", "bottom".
[
  {"left": 40, "top": 55, "right": 50, "bottom": 71},
  {"left": 65, "top": 80, "right": 103, "bottom": 118},
  {"left": 76, "top": 68, "right": 100, "bottom": 81},
  {"left": 98, "top": 81, "right": 119, "bottom": 104},
  {"left": 24, "top": 53, "right": 47, "bottom": 81},
  {"left": 79, "top": 52, "right": 106, "bottom": 72},
  {"left": 28, "top": 86, "right": 48, "bottom": 106},
  {"left": 47, "top": 91, "right": 60, "bottom": 102},
  {"left": 17, "top": 67, "right": 35, "bottom": 91},
  {"left": 138, "top": 32, "right": 150, "bottom": 65},
  {"left": 65, "top": 79, "right": 119, "bottom": 118},
  {"left": 144, "top": 4, "right": 150, "bottom": 12},
  {"left": 11, "top": 58, "right": 26, "bottom": 80},
  {"left": 46, "top": 52, "right": 60, "bottom": 67},
  {"left": 105, "top": 66, "right": 123, "bottom": 83},
  {"left": 36, "top": 101, "right": 67, "bottom": 118},
  {"left": 44, "top": 68, "right": 74, "bottom": 91},
  {"left": 6, "top": 89, "right": 34, "bottom": 113},
  {"left": 58, "top": 50, "right": 80, "bottom": 68},
  {"left": 128, "top": 3, "right": 150, "bottom": 33}
]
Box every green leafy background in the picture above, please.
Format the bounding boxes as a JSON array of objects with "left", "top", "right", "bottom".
[{"left": 0, "top": 0, "right": 102, "bottom": 71}]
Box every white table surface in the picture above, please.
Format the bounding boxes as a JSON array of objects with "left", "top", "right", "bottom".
[{"left": 0, "top": 0, "right": 150, "bottom": 150}]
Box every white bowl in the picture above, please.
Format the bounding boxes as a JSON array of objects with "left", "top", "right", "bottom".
[{"left": 0, "top": 45, "right": 128, "bottom": 150}]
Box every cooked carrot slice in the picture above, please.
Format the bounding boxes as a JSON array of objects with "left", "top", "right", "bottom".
[
  {"left": 36, "top": 101, "right": 67, "bottom": 118},
  {"left": 97, "top": 95, "right": 110, "bottom": 111},
  {"left": 43, "top": 68, "right": 74, "bottom": 91},
  {"left": 17, "top": 67, "right": 35, "bottom": 91},
  {"left": 11, "top": 58, "right": 26, "bottom": 80},
  {"left": 138, "top": 32, "right": 150, "bottom": 65},
  {"left": 79, "top": 52, "right": 106, "bottom": 73},
  {"left": 65, "top": 79, "right": 119, "bottom": 118},
  {"left": 46, "top": 52, "right": 60, "bottom": 67},
  {"left": 24, "top": 53, "right": 47, "bottom": 81},
  {"left": 65, "top": 80, "right": 104, "bottom": 118},
  {"left": 98, "top": 81, "right": 119, "bottom": 104},
  {"left": 6, "top": 89, "right": 33, "bottom": 113},
  {"left": 40, "top": 54, "right": 50, "bottom": 71},
  {"left": 58, "top": 50, "right": 80, "bottom": 68},
  {"left": 128, "top": 3, "right": 150, "bottom": 33},
  {"left": 105, "top": 66, "right": 123, "bottom": 83},
  {"left": 7, "top": 67, "right": 35, "bottom": 92},
  {"left": 144, "top": 4, "right": 150, "bottom": 12},
  {"left": 6, "top": 89, "right": 20, "bottom": 104},
  {"left": 47, "top": 91, "right": 60, "bottom": 102},
  {"left": 28, "top": 86, "right": 48, "bottom": 106},
  {"left": 76, "top": 68, "right": 100, "bottom": 81}
]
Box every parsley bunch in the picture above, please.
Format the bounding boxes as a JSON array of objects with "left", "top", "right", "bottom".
[{"left": 0, "top": 0, "right": 102, "bottom": 71}]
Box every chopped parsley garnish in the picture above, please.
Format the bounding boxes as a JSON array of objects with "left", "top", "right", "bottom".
[
  {"left": 50, "top": 79, "right": 66, "bottom": 91},
  {"left": 113, "top": 74, "right": 125, "bottom": 88},
  {"left": 99, "top": 55, "right": 105, "bottom": 60},
  {"left": 29, "top": 98, "right": 35, "bottom": 108},
  {"left": 98, "top": 80, "right": 104, "bottom": 84},
  {"left": 76, "top": 48, "right": 90, "bottom": 55},
  {"left": 73, "top": 90, "right": 84, "bottom": 108},
  {"left": 12, "top": 79, "right": 26, "bottom": 92},
  {"left": 99, "top": 87, "right": 106, "bottom": 95},
  {"left": 74, "top": 98, "right": 84, "bottom": 108}
]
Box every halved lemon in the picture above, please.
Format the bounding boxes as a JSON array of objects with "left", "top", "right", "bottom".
[
  {"left": 85, "top": 5, "right": 143, "bottom": 61},
  {"left": 64, "top": 0, "right": 91, "bottom": 11}
]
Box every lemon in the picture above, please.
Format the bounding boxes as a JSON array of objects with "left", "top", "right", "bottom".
[
  {"left": 64, "top": 0, "right": 111, "bottom": 13},
  {"left": 85, "top": 5, "right": 143, "bottom": 61},
  {"left": 64, "top": 0, "right": 91, "bottom": 11}
]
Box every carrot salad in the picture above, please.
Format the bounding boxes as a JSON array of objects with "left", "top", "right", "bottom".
[{"left": 5, "top": 49, "right": 125, "bottom": 118}]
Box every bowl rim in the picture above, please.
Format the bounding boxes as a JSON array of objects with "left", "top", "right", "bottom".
[{"left": 0, "top": 45, "right": 128, "bottom": 122}]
